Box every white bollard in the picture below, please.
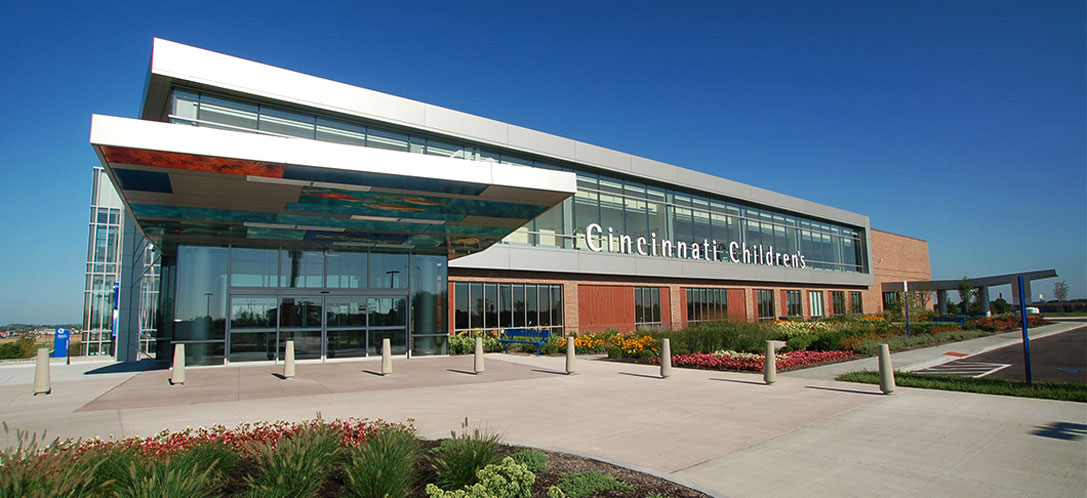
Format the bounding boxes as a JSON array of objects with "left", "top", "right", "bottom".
[
  {"left": 660, "top": 338, "right": 672, "bottom": 378},
  {"left": 473, "top": 336, "right": 485, "bottom": 375},
  {"left": 878, "top": 343, "right": 895, "bottom": 394},
  {"left": 764, "top": 340, "right": 777, "bottom": 385},
  {"left": 171, "top": 343, "right": 186, "bottom": 386},
  {"left": 284, "top": 340, "right": 296, "bottom": 379},
  {"left": 381, "top": 338, "right": 392, "bottom": 375},
  {"left": 565, "top": 335, "right": 576, "bottom": 375},
  {"left": 33, "top": 348, "right": 50, "bottom": 395}
]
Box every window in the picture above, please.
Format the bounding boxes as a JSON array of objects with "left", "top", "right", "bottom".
[
  {"left": 756, "top": 290, "right": 775, "bottom": 321},
  {"left": 850, "top": 292, "right": 864, "bottom": 314},
  {"left": 634, "top": 287, "right": 662, "bottom": 328},
  {"left": 686, "top": 288, "right": 728, "bottom": 323},
  {"left": 809, "top": 291, "right": 824, "bottom": 317},
  {"left": 882, "top": 292, "right": 900, "bottom": 312},
  {"left": 453, "top": 282, "right": 563, "bottom": 335},
  {"left": 785, "top": 290, "right": 802, "bottom": 317},
  {"left": 831, "top": 291, "right": 846, "bottom": 315}
]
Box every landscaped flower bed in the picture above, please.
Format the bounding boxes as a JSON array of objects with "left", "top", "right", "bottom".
[
  {"left": 1, "top": 418, "right": 710, "bottom": 497},
  {"left": 653, "top": 350, "right": 855, "bottom": 372}
]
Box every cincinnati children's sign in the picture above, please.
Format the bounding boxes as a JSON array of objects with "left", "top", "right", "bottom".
[{"left": 584, "top": 223, "right": 807, "bottom": 268}]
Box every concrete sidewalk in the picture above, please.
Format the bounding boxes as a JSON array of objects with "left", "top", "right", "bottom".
[
  {"left": 784, "top": 320, "right": 1084, "bottom": 381},
  {"left": 0, "top": 339, "right": 1083, "bottom": 497}
]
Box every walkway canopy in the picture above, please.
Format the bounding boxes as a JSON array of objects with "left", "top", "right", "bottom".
[
  {"left": 90, "top": 115, "right": 577, "bottom": 258},
  {"left": 882, "top": 269, "right": 1058, "bottom": 313}
]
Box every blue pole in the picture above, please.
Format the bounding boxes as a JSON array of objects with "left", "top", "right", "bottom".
[
  {"left": 904, "top": 283, "right": 910, "bottom": 338},
  {"left": 1017, "top": 276, "right": 1032, "bottom": 385}
]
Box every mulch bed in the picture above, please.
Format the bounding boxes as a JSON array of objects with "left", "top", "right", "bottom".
[{"left": 415, "top": 441, "right": 711, "bottom": 498}]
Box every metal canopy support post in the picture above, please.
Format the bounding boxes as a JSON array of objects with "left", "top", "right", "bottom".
[
  {"left": 1017, "top": 276, "right": 1032, "bottom": 385},
  {"left": 904, "top": 280, "right": 910, "bottom": 338}
]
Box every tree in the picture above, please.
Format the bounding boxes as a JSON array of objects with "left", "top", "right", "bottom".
[
  {"left": 957, "top": 276, "right": 974, "bottom": 315},
  {"left": 1053, "top": 281, "right": 1069, "bottom": 312}
]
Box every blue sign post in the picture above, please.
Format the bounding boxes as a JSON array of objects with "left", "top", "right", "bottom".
[
  {"left": 53, "top": 327, "right": 70, "bottom": 360},
  {"left": 1017, "top": 276, "right": 1032, "bottom": 385},
  {"left": 112, "top": 281, "right": 120, "bottom": 358}
]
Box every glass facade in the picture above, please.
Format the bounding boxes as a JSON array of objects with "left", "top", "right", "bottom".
[
  {"left": 785, "top": 290, "right": 802, "bottom": 317},
  {"left": 686, "top": 288, "right": 728, "bottom": 323},
  {"left": 850, "top": 291, "right": 864, "bottom": 314},
  {"left": 83, "top": 167, "right": 123, "bottom": 356},
  {"left": 452, "top": 282, "right": 563, "bottom": 336},
  {"left": 634, "top": 287, "right": 662, "bottom": 328},
  {"left": 167, "top": 88, "right": 868, "bottom": 275},
  {"left": 809, "top": 291, "right": 824, "bottom": 318},
  {"left": 156, "top": 245, "right": 446, "bottom": 365},
  {"left": 83, "top": 167, "right": 160, "bottom": 357},
  {"left": 831, "top": 291, "right": 846, "bottom": 315},
  {"left": 756, "top": 290, "right": 776, "bottom": 321}
]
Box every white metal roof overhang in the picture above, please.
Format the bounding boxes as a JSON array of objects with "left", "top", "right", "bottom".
[{"left": 89, "top": 115, "right": 576, "bottom": 257}]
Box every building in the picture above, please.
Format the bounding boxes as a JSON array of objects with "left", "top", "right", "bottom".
[
  {"left": 83, "top": 166, "right": 161, "bottom": 357},
  {"left": 90, "top": 39, "right": 929, "bottom": 366}
]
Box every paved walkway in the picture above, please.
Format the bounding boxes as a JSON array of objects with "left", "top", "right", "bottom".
[{"left": 0, "top": 323, "right": 1083, "bottom": 497}]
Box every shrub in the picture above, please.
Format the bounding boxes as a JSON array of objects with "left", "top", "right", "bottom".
[
  {"left": 94, "top": 441, "right": 238, "bottom": 496},
  {"left": 449, "top": 332, "right": 503, "bottom": 355},
  {"left": 784, "top": 333, "right": 818, "bottom": 352},
  {"left": 345, "top": 425, "right": 419, "bottom": 498},
  {"left": 244, "top": 425, "right": 343, "bottom": 498},
  {"left": 556, "top": 471, "right": 633, "bottom": 498},
  {"left": 425, "top": 457, "right": 535, "bottom": 498},
  {"left": 0, "top": 426, "right": 104, "bottom": 498},
  {"left": 0, "top": 338, "right": 38, "bottom": 360},
  {"left": 509, "top": 449, "right": 547, "bottom": 472},
  {"left": 115, "top": 457, "right": 222, "bottom": 498},
  {"left": 853, "top": 329, "right": 986, "bottom": 355},
  {"left": 431, "top": 419, "right": 504, "bottom": 491}
]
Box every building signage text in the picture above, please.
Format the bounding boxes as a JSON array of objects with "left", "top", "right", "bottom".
[{"left": 584, "top": 223, "right": 807, "bottom": 268}]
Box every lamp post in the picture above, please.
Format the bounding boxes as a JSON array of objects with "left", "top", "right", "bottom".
[{"left": 386, "top": 270, "right": 400, "bottom": 288}]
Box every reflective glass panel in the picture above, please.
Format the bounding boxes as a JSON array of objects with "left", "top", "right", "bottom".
[
  {"left": 326, "top": 251, "right": 367, "bottom": 289},
  {"left": 231, "top": 248, "right": 278, "bottom": 288},
  {"left": 230, "top": 297, "right": 277, "bottom": 329},
  {"left": 326, "top": 297, "right": 366, "bottom": 327},
  {"left": 280, "top": 250, "right": 323, "bottom": 288},
  {"left": 280, "top": 297, "right": 322, "bottom": 328},
  {"left": 174, "top": 246, "right": 228, "bottom": 342},
  {"left": 369, "top": 253, "right": 408, "bottom": 289}
]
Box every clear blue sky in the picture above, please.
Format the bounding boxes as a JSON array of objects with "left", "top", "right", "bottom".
[{"left": 0, "top": 1, "right": 1083, "bottom": 324}]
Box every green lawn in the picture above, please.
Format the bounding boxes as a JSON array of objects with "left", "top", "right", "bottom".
[{"left": 837, "top": 370, "right": 1087, "bottom": 402}]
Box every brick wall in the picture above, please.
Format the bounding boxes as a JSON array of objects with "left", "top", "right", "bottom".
[{"left": 869, "top": 229, "right": 933, "bottom": 312}]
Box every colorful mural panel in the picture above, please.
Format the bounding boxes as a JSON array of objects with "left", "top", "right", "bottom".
[{"left": 101, "top": 146, "right": 284, "bottom": 178}]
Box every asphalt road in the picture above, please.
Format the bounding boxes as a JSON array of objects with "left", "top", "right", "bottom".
[{"left": 924, "top": 326, "right": 1086, "bottom": 383}]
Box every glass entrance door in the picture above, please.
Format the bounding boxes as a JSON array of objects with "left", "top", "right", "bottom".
[
  {"left": 228, "top": 293, "right": 407, "bottom": 363},
  {"left": 325, "top": 296, "right": 367, "bottom": 359},
  {"left": 228, "top": 296, "right": 278, "bottom": 362},
  {"left": 278, "top": 296, "right": 323, "bottom": 360},
  {"left": 367, "top": 297, "right": 407, "bottom": 356}
]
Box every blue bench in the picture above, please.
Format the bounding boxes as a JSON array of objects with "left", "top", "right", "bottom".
[
  {"left": 932, "top": 317, "right": 967, "bottom": 327},
  {"left": 499, "top": 328, "right": 551, "bottom": 356}
]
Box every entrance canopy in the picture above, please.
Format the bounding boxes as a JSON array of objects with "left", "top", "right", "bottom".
[{"left": 90, "top": 115, "right": 576, "bottom": 257}]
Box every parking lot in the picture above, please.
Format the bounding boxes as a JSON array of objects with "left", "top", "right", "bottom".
[{"left": 917, "top": 325, "right": 1086, "bottom": 383}]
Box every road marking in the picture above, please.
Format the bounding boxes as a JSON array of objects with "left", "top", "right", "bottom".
[
  {"left": 916, "top": 362, "right": 1012, "bottom": 378},
  {"left": 943, "top": 352, "right": 968, "bottom": 357}
]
